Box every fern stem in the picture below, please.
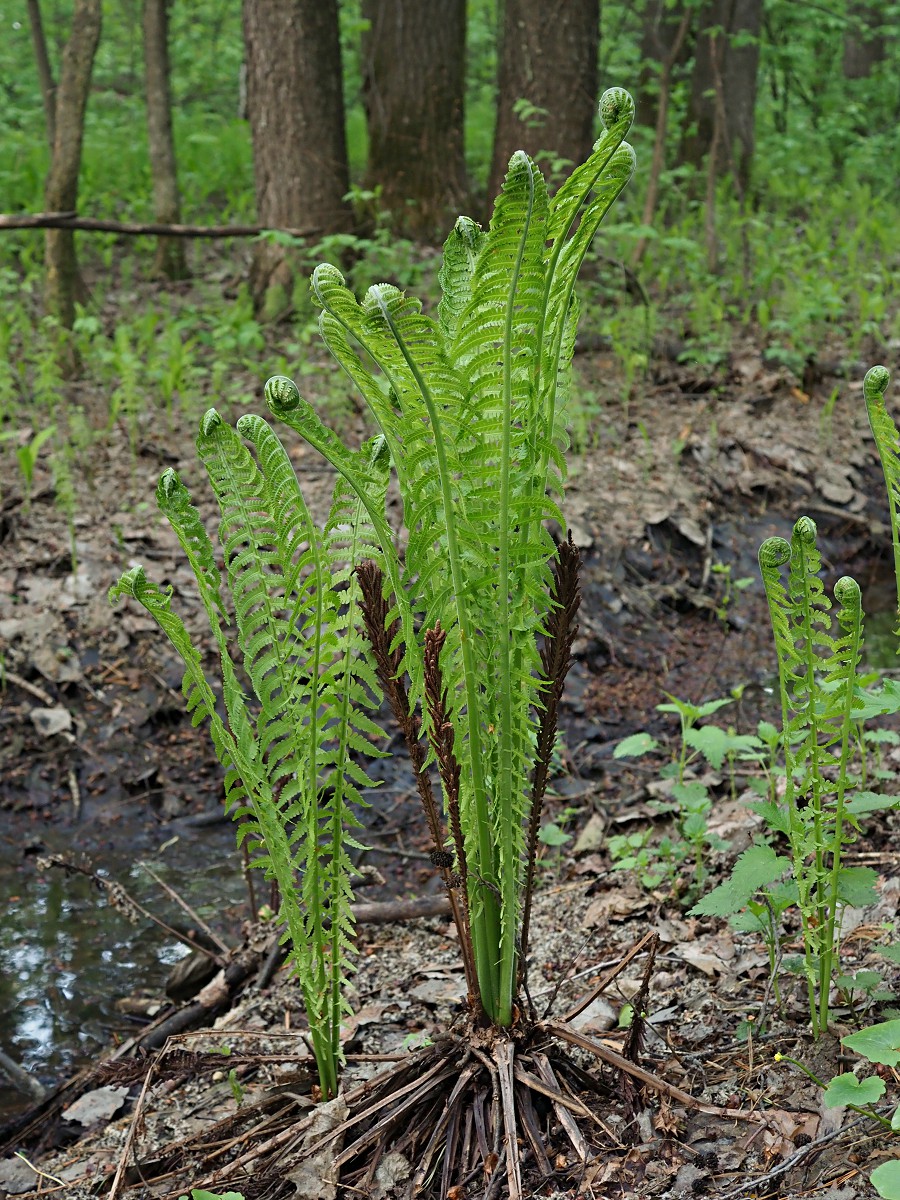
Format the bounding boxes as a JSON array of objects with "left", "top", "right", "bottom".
[
  {"left": 863, "top": 367, "right": 898, "bottom": 629},
  {"left": 519, "top": 537, "right": 581, "bottom": 989},
  {"left": 357, "top": 564, "right": 481, "bottom": 1015},
  {"left": 818, "top": 577, "right": 863, "bottom": 1033},
  {"left": 371, "top": 289, "right": 502, "bottom": 1020},
  {"left": 422, "top": 623, "right": 481, "bottom": 1016}
]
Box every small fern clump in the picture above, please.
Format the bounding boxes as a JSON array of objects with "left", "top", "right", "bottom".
[
  {"left": 110, "top": 419, "right": 389, "bottom": 1098},
  {"left": 111, "top": 87, "right": 636, "bottom": 1099},
  {"left": 756, "top": 518, "right": 871, "bottom": 1035}
]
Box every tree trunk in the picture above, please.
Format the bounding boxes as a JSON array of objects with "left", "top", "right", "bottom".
[
  {"left": 632, "top": 4, "right": 694, "bottom": 267},
  {"left": 27, "top": 0, "right": 57, "bottom": 148},
  {"left": 43, "top": 0, "right": 102, "bottom": 343},
  {"left": 361, "top": 0, "right": 468, "bottom": 242},
  {"left": 843, "top": 2, "right": 886, "bottom": 79},
  {"left": 143, "top": 0, "right": 188, "bottom": 280},
  {"left": 635, "top": 0, "right": 691, "bottom": 130},
  {"left": 242, "top": 0, "right": 353, "bottom": 318},
  {"left": 679, "top": 0, "right": 762, "bottom": 193},
  {"left": 488, "top": 0, "right": 599, "bottom": 206}
]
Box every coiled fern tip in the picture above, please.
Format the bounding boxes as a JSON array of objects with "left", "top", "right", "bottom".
[
  {"left": 834, "top": 575, "right": 862, "bottom": 608},
  {"left": 264, "top": 375, "right": 302, "bottom": 412},
  {"left": 758, "top": 536, "right": 791, "bottom": 568},
  {"left": 200, "top": 408, "right": 222, "bottom": 437},
  {"left": 599, "top": 87, "right": 635, "bottom": 132},
  {"left": 793, "top": 515, "right": 817, "bottom": 544},
  {"left": 864, "top": 364, "right": 890, "bottom": 401}
]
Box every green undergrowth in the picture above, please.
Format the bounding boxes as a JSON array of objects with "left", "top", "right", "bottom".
[{"left": 4, "top": 6, "right": 900, "bottom": 464}]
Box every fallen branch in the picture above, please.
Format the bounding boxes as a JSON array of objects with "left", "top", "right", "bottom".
[
  {"left": 0, "top": 1050, "right": 45, "bottom": 1102},
  {"left": 0, "top": 211, "right": 321, "bottom": 240}
]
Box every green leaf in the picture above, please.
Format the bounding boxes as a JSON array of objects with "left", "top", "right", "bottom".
[
  {"left": 837, "top": 866, "right": 879, "bottom": 907},
  {"left": 871, "top": 1161, "right": 900, "bottom": 1200},
  {"left": 538, "top": 822, "right": 571, "bottom": 846},
  {"left": 613, "top": 732, "right": 658, "bottom": 758},
  {"left": 845, "top": 791, "right": 900, "bottom": 814},
  {"left": 177, "top": 1192, "right": 245, "bottom": 1200},
  {"left": 879, "top": 944, "right": 900, "bottom": 965},
  {"left": 822, "top": 1072, "right": 885, "bottom": 1107},
  {"left": 843, "top": 1019, "right": 900, "bottom": 1066},
  {"left": 863, "top": 729, "right": 900, "bottom": 746},
  {"left": 696, "top": 697, "right": 736, "bottom": 718},
  {"left": 689, "top": 843, "right": 791, "bottom": 917},
  {"left": 684, "top": 725, "right": 730, "bottom": 769},
  {"left": 836, "top": 970, "right": 883, "bottom": 993}
]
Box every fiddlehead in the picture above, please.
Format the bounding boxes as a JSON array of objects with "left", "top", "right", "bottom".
[{"left": 863, "top": 366, "right": 899, "bottom": 634}]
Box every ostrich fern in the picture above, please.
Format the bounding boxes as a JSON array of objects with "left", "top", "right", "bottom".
[
  {"left": 266, "top": 87, "right": 636, "bottom": 1027},
  {"left": 111, "top": 87, "right": 636, "bottom": 1093},
  {"left": 110, "top": 422, "right": 388, "bottom": 1098}
]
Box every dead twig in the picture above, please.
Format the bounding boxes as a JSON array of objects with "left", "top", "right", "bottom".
[
  {"left": 713, "top": 1114, "right": 871, "bottom": 1199},
  {"left": 3, "top": 669, "right": 58, "bottom": 706},
  {"left": 0, "top": 211, "right": 321, "bottom": 239},
  {"left": 558, "top": 930, "right": 658, "bottom": 1023},
  {"left": 544, "top": 1020, "right": 767, "bottom": 1122},
  {"left": 138, "top": 861, "right": 231, "bottom": 955}
]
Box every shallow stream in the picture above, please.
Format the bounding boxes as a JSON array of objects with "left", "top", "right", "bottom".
[{"left": 0, "top": 821, "right": 246, "bottom": 1118}]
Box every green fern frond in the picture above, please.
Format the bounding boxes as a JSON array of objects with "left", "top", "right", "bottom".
[
  {"left": 757, "top": 518, "right": 867, "bottom": 1036},
  {"left": 438, "top": 215, "right": 486, "bottom": 345},
  {"left": 863, "top": 366, "right": 898, "bottom": 631}
]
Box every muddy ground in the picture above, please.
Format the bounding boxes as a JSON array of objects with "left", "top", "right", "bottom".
[{"left": 0, "top": 331, "right": 899, "bottom": 1198}]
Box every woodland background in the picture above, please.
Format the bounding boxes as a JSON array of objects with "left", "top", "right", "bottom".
[
  {"left": 2, "top": 0, "right": 899, "bottom": 413},
  {"left": 3, "top": 0, "right": 900, "bottom": 1165}
]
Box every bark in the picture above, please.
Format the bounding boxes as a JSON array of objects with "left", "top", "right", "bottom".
[
  {"left": 43, "top": 0, "right": 102, "bottom": 343},
  {"left": 361, "top": 0, "right": 469, "bottom": 241},
  {"left": 636, "top": 0, "right": 691, "bottom": 130},
  {"left": 843, "top": 2, "right": 887, "bottom": 79},
  {"left": 27, "top": 0, "right": 56, "bottom": 148},
  {"left": 488, "top": 0, "right": 600, "bottom": 206},
  {"left": 679, "top": 0, "right": 762, "bottom": 192},
  {"left": 143, "top": 0, "right": 188, "bottom": 279},
  {"left": 632, "top": 4, "right": 694, "bottom": 267},
  {"left": 242, "top": 0, "right": 353, "bottom": 317}
]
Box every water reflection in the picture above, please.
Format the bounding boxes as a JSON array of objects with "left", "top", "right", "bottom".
[{"left": 0, "top": 826, "right": 246, "bottom": 1117}]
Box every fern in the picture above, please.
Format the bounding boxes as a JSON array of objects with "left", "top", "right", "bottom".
[
  {"left": 111, "top": 416, "right": 385, "bottom": 1097},
  {"left": 757, "top": 517, "right": 869, "bottom": 1035},
  {"left": 114, "top": 89, "right": 636, "bottom": 1064},
  {"left": 863, "top": 366, "right": 898, "bottom": 631},
  {"left": 267, "top": 88, "right": 635, "bottom": 1026}
]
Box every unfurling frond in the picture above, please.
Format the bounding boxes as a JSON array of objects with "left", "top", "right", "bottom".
[
  {"left": 115, "top": 93, "right": 637, "bottom": 1054},
  {"left": 863, "top": 366, "right": 899, "bottom": 634},
  {"left": 111, "top": 410, "right": 385, "bottom": 1100}
]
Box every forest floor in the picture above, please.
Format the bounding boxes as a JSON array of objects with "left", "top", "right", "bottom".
[{"left": 0, "top": 328, "right": 898, "bottom": 1199}]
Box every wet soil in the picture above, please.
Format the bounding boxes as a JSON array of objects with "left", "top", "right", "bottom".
[{"left": 1, "top": 333, "right": 898, "bottom": 1197}]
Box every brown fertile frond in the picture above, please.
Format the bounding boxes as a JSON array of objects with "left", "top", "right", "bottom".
[
  {"left": 423, "top": 623, "right": 466, "bottom": 889},
  {"left": 519, "top": 535, "right": 582, "bottom": 992},
  {"left": 358, "top": 577, "right": 480, "bottom": 1013},
  {"left": 356, "top": 560, "right": 441, "bottom": 846}
]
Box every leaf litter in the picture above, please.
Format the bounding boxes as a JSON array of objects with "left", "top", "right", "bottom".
[{"left": 0, "top": 338, "right": 898, "bottom": 1196}]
